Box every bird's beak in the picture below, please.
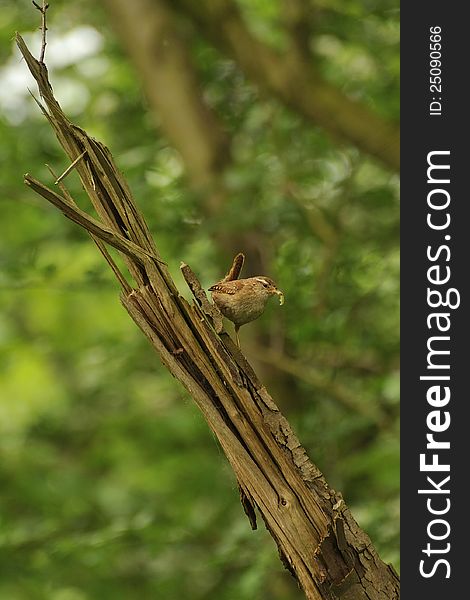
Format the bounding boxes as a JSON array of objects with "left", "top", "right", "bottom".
[{"left": 275, "top": 289, "right": 284, "bottom": 306}]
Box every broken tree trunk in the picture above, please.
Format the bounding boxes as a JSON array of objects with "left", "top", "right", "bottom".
[{"left": 17, "top": 33, "right": 399, "bottom": 600}]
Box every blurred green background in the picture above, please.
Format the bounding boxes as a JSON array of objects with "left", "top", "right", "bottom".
[{"left": 0, "top": 1, "right": 399, "bottom": 598}]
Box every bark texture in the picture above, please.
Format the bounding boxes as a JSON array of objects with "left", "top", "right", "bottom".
[{"left": 17, "top": 35, "right": 399, "bottom": 600}]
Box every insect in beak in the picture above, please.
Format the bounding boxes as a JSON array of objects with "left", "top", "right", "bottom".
[{"left": 275, "top": 290, "right": 284, "bottom": 306}]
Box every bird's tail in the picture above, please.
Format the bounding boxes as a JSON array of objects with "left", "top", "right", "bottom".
[{"left": 223, "top": 252, "right": 245, "bottom": 281}]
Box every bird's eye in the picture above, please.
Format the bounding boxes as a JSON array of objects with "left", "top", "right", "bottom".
[{"left": 255, "top": 278, "right": 271, "bottom": 288}]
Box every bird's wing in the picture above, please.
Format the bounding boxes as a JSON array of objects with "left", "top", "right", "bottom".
[{"left": 208, "top": 281, "right": 239, "bottom": 294}]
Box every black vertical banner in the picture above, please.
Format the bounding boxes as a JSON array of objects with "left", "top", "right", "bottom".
[{"left": 401, "top": 4, "right": 467, "bottom": 598}]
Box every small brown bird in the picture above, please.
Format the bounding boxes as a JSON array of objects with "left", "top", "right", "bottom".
[{"left": 209, "top": 253, "right": 284, "bottom": 347}]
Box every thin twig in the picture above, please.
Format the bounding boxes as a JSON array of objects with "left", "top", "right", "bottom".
[
  {"left": 23, "top": 174, "right": 160, "bottom": 267},
  {"left": 54, "top": 150, "right": 87, "bottom": 184},
  {"left": 46, "top": 163, "right": 132, "bottom": 293},
  {"left": 32, "top": 0, "right": 49, "bottom": 64}
]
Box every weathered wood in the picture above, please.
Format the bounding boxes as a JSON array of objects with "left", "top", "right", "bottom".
[{"left": 17, "top": 33, "right": 399, "bottom": 600}]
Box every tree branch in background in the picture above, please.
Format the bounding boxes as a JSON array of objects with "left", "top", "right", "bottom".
[
  {"left": 102, "top": 0, "right": 231, "bottom": 188},
  {"left": 250, "top": 345, "right": 388, "bottom": 427},
  {"left": 170, "top": 0, "right": 399, "bottom": 172},
  {"left": 282, "top": 0, "right": 317, "bottom": 60},
  {"left": 18, "top": 32, "right": 399, "bottom": 600}
]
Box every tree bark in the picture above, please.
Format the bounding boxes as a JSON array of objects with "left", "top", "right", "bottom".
[{"left": 18, "top": 34, "right": 399, "bottom": 600}]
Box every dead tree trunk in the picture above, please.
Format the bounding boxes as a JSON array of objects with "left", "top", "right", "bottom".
[{"left": 17, "top": 34, "right": 399, "bottom": 600}]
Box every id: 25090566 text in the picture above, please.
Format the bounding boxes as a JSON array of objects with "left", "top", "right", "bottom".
[{"left": 429, "top": 26, "right": 443, "bottom": 116}]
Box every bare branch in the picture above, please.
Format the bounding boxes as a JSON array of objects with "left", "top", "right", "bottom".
[
  {"left": 23, "top": 174, "right": 161, "bottom": 267},
  {"left": 32, "top": 0, "right": 49, "bottom": 63},
  {"left": 180, "top": 261, "right": 224, "bottom": 333}
]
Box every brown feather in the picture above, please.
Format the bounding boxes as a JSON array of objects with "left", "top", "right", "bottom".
[
  {"left": 222, "top": 252, "right": 245, "bottom": 282},
  {"left": 208, "top": 281, "right": 239, "bottom": 294}
]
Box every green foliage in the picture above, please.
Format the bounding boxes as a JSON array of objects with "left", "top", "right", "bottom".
[{"left": 1, "top": 1, "right": 399, "bottom": 598}]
